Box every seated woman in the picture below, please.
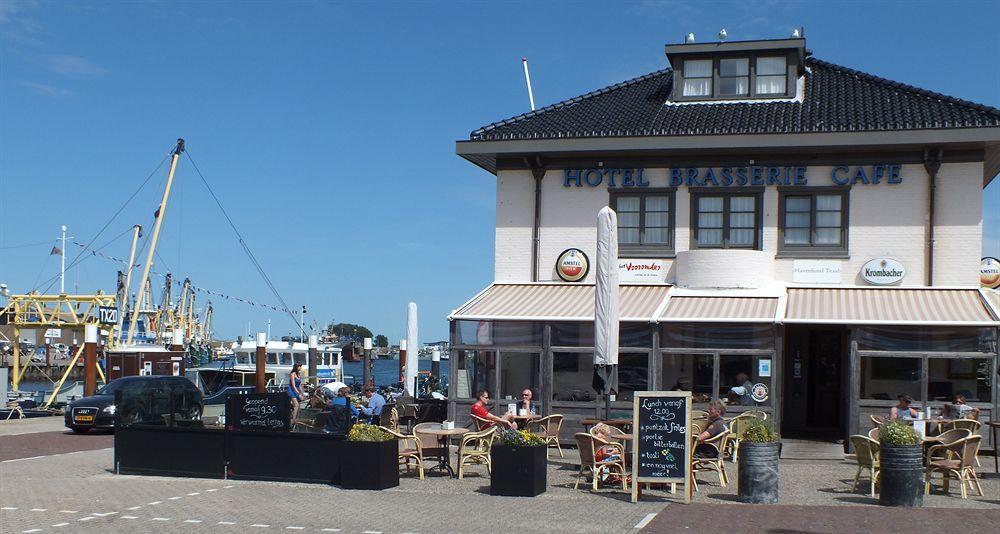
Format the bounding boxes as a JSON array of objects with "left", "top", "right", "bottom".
[
  {"left": 889, "top": 394, "right": 919, "bottom": 420},
  {"left": 470, "top": 389, "right": 516, "bottom": 429},
  {"left": 943, "top": 394, "right": 980, "bottom": 420},
  {"left": 695, "top": 399, "right": 727, "bottom": 458}
]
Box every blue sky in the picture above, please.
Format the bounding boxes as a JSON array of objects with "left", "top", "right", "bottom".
[{"left": 1, "top": 0, "right": 998, "bottom": 343}]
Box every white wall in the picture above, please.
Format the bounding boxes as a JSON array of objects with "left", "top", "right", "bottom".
[{"left": 494, "top": 162, "right": 984, "bottom": 287}]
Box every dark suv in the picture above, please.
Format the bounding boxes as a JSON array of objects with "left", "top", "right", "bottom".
[{"left": 65, "top": 376, "right": 202, "bottom": 433}]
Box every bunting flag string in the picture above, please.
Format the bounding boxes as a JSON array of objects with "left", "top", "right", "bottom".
[{"left": 70, "top": 240, "right": 290, "bottom": 314}]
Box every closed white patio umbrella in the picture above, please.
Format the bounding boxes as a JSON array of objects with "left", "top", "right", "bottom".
[{"left": 593, "top": 206, "right": 620, "bottom": 419}]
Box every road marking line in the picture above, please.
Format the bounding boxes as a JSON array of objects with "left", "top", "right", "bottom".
[
  {"left": 152, "top": 517, "right": 170, "bottom": 521},
  {"left": 634, "top": 513, "right": 657, "bottom": 529},
  {"left": 251, "top": 524, "right": 270, "bottom": 528},
  {"left": 218, "top": 521, "right": 236, "bottom": 525},
  {"left": 187, "top": 492, "right": 201, "bottom": 496},
  {"left": 30, "top": 508, "right": 47, "bottom": 511},
  {"left": 363, "top": 531, "right": 382, "bottom": 534},
  {"left": 58, "top": 510, "right": 77, "bottom": 513},
  {"left": 21, "top": 529, "right": 42, "bottom": 533},
  {"left": 79, "top": 516, "right": 95, "bottom": 521},
  {"left": 206, "top": 489, "right": 218, "bottom": 492},
  {"left": 185, "top": 519, "right": 203, "bottom": 523},
  {"left": 224, "top": 485, "right": 234, "bottom": 488},
  {"left": 122, "top": 516, "right": 138, "bottom": 520},
  {"left": 2, "top": 455, "right": 45, "bottom": 463},
  {"left": 168, "top": 496, "right": 182, "bottom": 500},
  {"left": 92, "top": 512, "right": 117, "bottom": 517},
  {"left": 148, "top": 501, "right": 162, "bottom": 505},
  {"left": 1, "top": 507, "right": 18, "bottom": 510},
  {"left": 287, "top": 527, "right": 305, "bottom": 530},
  {"left": 127, "top": 506, "right": 142, "bottom": 510},
  {"left": 53, "top": 522, "right": 70, "bottom": 527},
  {"left": 321, "top": 530, "right": 341, "bottom": 532}
]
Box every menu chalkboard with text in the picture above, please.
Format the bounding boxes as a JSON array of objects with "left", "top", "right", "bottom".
[
  {"left": 226, "top": 392, "right": 290, "bottom": 433},
  {"left": 631, "top": 391, "right": 691, "bottom": 503}
]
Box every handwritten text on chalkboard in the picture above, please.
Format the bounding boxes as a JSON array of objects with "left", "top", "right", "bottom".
[
  {"left": 226, "top": 393, "right": 290, "bottom": 432},
  {"left": 636, "top": 396, "right": 687, "bottom": 479}
]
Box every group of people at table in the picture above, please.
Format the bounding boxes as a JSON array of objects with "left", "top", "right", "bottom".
[
  {"left": 890, "top": 393, "right": 981, "bottom": 421},
  {"left": 287, "top": 363, "right": 387, "bottom": 425}
]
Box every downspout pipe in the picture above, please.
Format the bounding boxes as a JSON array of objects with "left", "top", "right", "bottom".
[
  {"left": 923, "top": 148, "right": 943, "bottom": 286},
  {"left": 526, "top": 157, "right": 546, "bottom": 282}
]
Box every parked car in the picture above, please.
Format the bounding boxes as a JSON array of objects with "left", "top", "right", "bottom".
[{"left": 64, "top": 376, "right": 202, "bottom": 433}]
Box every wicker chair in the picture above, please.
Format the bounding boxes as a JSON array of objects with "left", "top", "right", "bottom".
[
  {"left": 380, "top": 426, "right": 424, "bottom": 480},
  {"left": 573, "top": 433, "right": 627, "bottom": 492},
  {"left": 378, "top": 405, "right": 400, "bottom": 433},
  {"left": 727, "top": 413, "right": 759, "bottom": 463},
  {"left": 744, "top": 410, "right": 767, "bottom": 420},
  {"left": 849, "top": 435, "right": 880, "bottom": 497},
  {"left": 457, "top": 426, "right": 496, "bottom": 479},
  {"left": 870, "top": 414, "right": 886, "bottom": 427},
  {"left": 948, "top": 420, "right": 982, "bottom": 466},
  {"left": 868, "top": 427, "right": 880, "bottom": 441},
  {"left": 692, "top": 429, "right": 731, "bottom": 490},
  {"left": 529, "top": 414, "right": 564, "bottom": 458},
  {"left": 413, "top": 422, "right": 448, "bottom": 473},
  {"left": 925, "top": 435, "right": 983, "bottom": 499},
  {"left": 691, "top": 409, "right": 710, "bottom": 420},
  {"left": 470, "top": 414, "right": 493, "bottom": 431}
]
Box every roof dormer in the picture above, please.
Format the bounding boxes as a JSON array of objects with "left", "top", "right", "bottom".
[{"left": 665, "top": 32, "right": 808, "bottom": 103}]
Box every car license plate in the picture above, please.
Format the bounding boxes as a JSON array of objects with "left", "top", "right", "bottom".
[{"left": 75, "top": 415, "right": 94, "bottom": 422}]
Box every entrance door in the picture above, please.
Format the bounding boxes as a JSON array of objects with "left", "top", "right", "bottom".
[{"left": 806, "top": 331, "right": 842, "bottom": 429}]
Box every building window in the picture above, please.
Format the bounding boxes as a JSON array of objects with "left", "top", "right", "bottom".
[
  {"left": 553, "top": 352, "right": 597, "bottom": 402},
  {"left": 691, "top": 191, "right": 761, "bottom": 249},
  {"left": 611, "top": 190, "right": 675, "bottom": 256},
  {"left": 860, "top": 356, "right": 921, "bottom": 401},
  {"left": 756, "top": 56, "right": 787, "bottom": 95},
  {"left": 682, "top": 59, "right": 712, "bottom": 97},
  {"left": 498, "top": 352, "right": 540, "bottom": 401},
  {"left": 719, "top": 58, "right": 749, "bottom": 96},
  {"left": 455, "top": 350, "right": 495, "bottom": 399},
  {"left": 779, "top": 190, "right": 848, "bottom": 254}
]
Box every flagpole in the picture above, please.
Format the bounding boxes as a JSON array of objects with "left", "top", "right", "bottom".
[{"left": 60, "top": 225, "right": 66, "bottom": 294}]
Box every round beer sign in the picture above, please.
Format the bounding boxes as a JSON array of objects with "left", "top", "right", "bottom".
[
  {"left": 750, "top": 383, "right": 769, "bottom": 403},
  {"left": 982, "top": 257, "right": 1000, "bottom": 289},
  {"left": 555, "top": 248, "right": 589, "bottom": 282},
  {"left": 861, "top": 258, "right": 905, "bottom": 285}
]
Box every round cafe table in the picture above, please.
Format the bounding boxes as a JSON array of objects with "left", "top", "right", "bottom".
[
  {"left": 418, "top": 424, "right": 468, "bottom": 477},
  {"left": 511, "top": 413, "right": 542, "bottom": 430}
]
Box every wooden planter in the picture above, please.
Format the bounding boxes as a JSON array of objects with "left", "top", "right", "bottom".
[
  {"left": 490, "top": 444, "right": 547, "bottom": 497},
  {"left": 341, "top": 440, "right": 399, "bottom": 490}
]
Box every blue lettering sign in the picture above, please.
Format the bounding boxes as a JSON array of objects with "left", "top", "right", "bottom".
[
  {"left": 636, "top": 168, "right": 649, "bottom": 187},
  {"left": 887, "top": 164, "right": 903, "bottom": 184},
  {"left": 605, "top": 169, "right": 618, "bottom": 188},
  {"left": 720, "top": 167, "right": 734, "bottom": 186},
  {"left": 750, "top": 166, "right": 764, "bottom": 186},
  {"left": 703, "top": 168, "right": 719, "bottom": 186},
  {"left": 564, "top": 169, "right": 582, "bottom": 187},
  {"left": 767, "top": 167, "right": 782, "bottom": 186},
  {"left": 561, "top": 165, "right": 902, "bottom": 188},
  {"left": 583, "top": 169, "right": 603, "bottom": 187},
  {"left": 669, "top": 168, "right": 682, "bottom": 187},
  {"left": 852, "top": 166, "right": 869, "bottom": 185},
  {"left": 735, "top": 167, "right": 749, "bottom": 186},
  {"left": 794, "top": 166, "right": 807, "bottom": 185},
  {"left": 831, "top": 166, "right": 850, "bottom": 186},
  {"left": 686, "top": 167, "right": 699, "bottom": 186}
]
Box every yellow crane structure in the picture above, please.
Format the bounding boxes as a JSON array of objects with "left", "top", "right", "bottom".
[{"left": 0, "top": 291, "right": 116, "bottom": 393}]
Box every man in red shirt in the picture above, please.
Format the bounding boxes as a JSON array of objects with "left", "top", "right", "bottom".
[{"left": 471, "top": 390, "right": 517, "bottom": 429}]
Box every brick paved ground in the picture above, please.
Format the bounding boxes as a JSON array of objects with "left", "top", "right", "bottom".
[{"left": 1, "top": 417, "right": 998, "bottom": 534}]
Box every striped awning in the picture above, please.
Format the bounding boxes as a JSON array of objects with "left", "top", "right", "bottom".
[
  {"left": 658, "top": 297, "right": 778, "bottom": 323},
  {"left": 785, "top": 288, "right": 999, "bottom": 326},
  {"left": 449, "top": 283, "right": 669, "bottom": 322}
]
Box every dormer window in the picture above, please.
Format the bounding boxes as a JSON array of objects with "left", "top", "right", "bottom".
[
  {"left": 719, "top": 58, "right": 749, "bottom": 96},
  {"left": 756, "top": 56, "right": 787, "bottom": 94},
  {"left": 682, "top": 59, "right": 712, "bottom": 97}
]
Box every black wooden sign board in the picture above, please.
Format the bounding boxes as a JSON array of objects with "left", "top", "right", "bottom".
[
  {"left": 226, "top": 392, "right": 290, "bottom": 433},
  {"left": 631, "top": 391, "right": 691, "bottom": 503}
]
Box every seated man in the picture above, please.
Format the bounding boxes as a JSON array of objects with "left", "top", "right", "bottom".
[
  {"left": 727, "top": 372, "right": 754, "bottom": 406},
  {"left": 695, "top": 399, "right": 727, "bottom": 458},
  {"left": 358, "top": 385, "right": 386, "bottom": 425},
  {"left": 509, "top": 388, "right": 536, "bottom": 416},
  {"left": 470, "top": 389, "right": 516, "bottom": 429}
]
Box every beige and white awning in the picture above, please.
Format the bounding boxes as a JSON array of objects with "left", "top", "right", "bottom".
[
  {"left": 449, "top": 283, "right": 669, "bottom": 322},
  {"left": 785, "top": 288, "right": 999, "bottom": 326},
  {"left": 658, "top": 296, "right": 779, "bottom": 323}
]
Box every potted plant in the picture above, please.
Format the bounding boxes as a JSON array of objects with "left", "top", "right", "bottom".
[
  {"left": 341, "top": 423, "right": 399, "bottom": 490},
  {"left": 490, "top": 427, "right": 547, "bottom": 497},
  {"left": 737, "top": 418, "right": 780, "bottom": 504},
  {"left": 878, "top": 420, "right": 923, "bottom": 507}
]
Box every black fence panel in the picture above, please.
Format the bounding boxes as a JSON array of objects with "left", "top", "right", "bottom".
[
  {"left": 226, "top": 431, "right": 345, "bottom": 484},
  {"left": 115, "top": 425, "right": 226, "bottom": 478}
]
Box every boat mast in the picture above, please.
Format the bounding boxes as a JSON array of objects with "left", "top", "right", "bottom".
[
  {"left": 113, "top": 224, "right": 142, "bottom": 348},
  {"left": 125, "top": 139, "right": 184, "bottom": 347}
]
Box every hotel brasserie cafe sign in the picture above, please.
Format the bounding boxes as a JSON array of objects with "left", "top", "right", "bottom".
[{"left": 563, "top": 164, "right": 904, "bottom": 188}]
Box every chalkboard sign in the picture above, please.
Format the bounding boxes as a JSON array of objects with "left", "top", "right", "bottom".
[
  {"left": 226, "top": 392, "right": 290, "bottom": 433},
  {"left": 631, "top": 391, "right": 691, "bottom": 503}
]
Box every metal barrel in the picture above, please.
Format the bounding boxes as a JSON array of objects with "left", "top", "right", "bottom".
[
  {"left": 737, "top": 441, "right": 780, "bottom": 504},
  {"left": 878, "top": 444, "right": 924, "bottom": 507}
]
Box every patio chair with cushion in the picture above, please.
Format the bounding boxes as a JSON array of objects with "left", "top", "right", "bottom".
[
  {"left": 380, "top": 426, "right": 424, "bottom": 480},
  {"left": 925, "top": 435, "right": 983, "bottom": 499},
  {"left": 413, "top": 422, "right": 448, "bottom": 472},
  {"left": 849, "top": 434, "right": 880, "bottom": 497},
  {"left": 529, "top": 414, "right": 564, "bottom": 458},
  {"left": 692, "top": 429, "right": 731, "bottom": 491},
  {"left": 457, "top": 426, "right": 496, "bottom": 479},
  {"left": 573, "top": 432, "right": 628, "bottom": 492}
]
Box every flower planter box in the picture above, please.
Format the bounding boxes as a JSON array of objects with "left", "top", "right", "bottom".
[
  {"left": 737, "top": 441, "right": 780, "bottom": 504},
  {"left": 879, "top": 444, "right": 923, "bottom": 507},
  {"left": 341, "top": 440, "right": 399, "bottom": 490},
  {"left": 490, "top": 444, "right": 546, "bottom": 497}
]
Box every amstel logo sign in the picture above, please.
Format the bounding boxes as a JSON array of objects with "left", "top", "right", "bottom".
[
  {"left": 556, "top": 248, "right": 589, "bottom": 282},
  {"left": 982, "top": 257, "right": 1000, "bottom": 289}
]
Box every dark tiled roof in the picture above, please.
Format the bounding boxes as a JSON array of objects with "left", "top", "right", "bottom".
[{"left": 469, "top": 58, "right": 1000, "bottom": 141}]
